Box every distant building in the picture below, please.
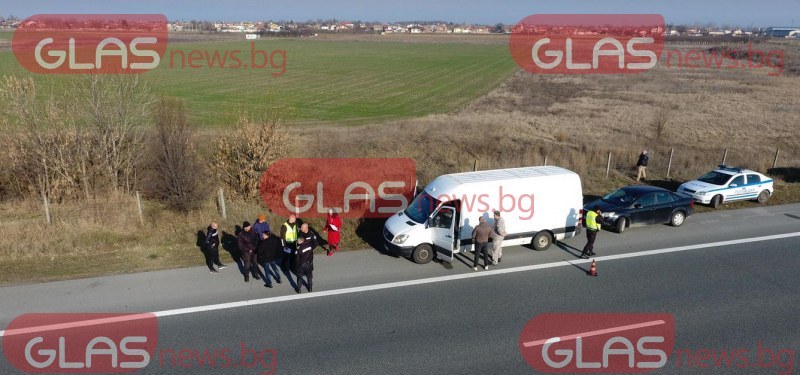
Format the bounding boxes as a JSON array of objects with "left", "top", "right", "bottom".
[{"left": 765, "top": 27, "right": 800, "bottom": 38}]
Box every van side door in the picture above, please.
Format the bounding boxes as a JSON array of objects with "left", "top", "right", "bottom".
[{"left": 430, "top": 206, "right": 456, "bottom": 263}]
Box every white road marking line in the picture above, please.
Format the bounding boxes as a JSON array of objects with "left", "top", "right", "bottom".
[
  {"left": 0, "top": 314, "right": 154, "bottom": 337},
  {"left": 522, "top": 320, "right": 666, "bottom": 347},
  {"left": 1, "top": 231, "right": 799, "bottom": 337}
]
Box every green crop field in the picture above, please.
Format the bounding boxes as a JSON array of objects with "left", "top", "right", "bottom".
[{"left": 0, "top": 36, "right": 517, "bottom": 126}]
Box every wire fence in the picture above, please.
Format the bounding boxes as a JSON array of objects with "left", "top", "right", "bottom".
[
  {"left": 441, "top": 146, "right": 798, "bottom": 184},
  {"left": 18, "top": 147, "right": 800, "bottom": 226}
]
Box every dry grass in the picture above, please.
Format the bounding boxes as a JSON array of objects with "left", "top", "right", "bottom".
[{"left": 2, "top": 39, "right": 800, "bottom": 285}]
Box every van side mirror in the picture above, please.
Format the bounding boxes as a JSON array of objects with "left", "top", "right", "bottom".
[
  {"left": 729, "top": 183, "right": 738, "bottom": 187},
  {"left": 634, "top": 203, "right": 643, "bottom": 209}
]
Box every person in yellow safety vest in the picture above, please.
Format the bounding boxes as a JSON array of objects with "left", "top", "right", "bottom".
[
  {"left": 581, "top": 206, "right": 604, "bottom": 259},
  {"left": 280, "top": 214, "right": 300, "bottom": 271}
]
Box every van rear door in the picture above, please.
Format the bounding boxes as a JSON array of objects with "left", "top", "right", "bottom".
[{"left": 430, "top": 206, "right": 456, "bottom": 262}]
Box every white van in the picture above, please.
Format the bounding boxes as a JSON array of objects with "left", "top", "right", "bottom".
[{"left": 383, "top": 166, "right": 583, "bottom": 264}]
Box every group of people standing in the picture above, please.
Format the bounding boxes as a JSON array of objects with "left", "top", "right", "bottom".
[
  {"left": 201, "top": 209, "right": 343, "bottom": 294},
  {"left": 470, "top": 210, "right": 507, "bottom": 271}
]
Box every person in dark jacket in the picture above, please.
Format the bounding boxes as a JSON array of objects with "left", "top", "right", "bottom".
[
  {"left": 256, "top": 231, "right": 282, "bottom": 288},
  {"left": 237, "top": 221, "right": 260, "bottom": 282},
  {"left": 294, "top": 236, "right": 314, "bottom": 293},
  {"left": 299, "top": 222, "right": 317, "bottom": 250},
  {"left": 203, "top": 222, "right": 227, "bottom": 273},
  {"left": 471, "top": 216, "right": 492, "bottom": 271},
  {"left": 636, "top": 150, "right": 649, "bottom": 182}
]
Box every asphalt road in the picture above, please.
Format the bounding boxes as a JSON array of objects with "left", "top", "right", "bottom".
[{"left": 1, "top": 203, "right": 800, "bottom": 374}]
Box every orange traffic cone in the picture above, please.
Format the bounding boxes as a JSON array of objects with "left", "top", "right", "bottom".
[{"left": 587, "top": 259, "right": 598, "bottom": 277}]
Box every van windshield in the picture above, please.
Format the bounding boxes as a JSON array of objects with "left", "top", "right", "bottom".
[{"left": 404, "top": 192, "right": 441, "bottom": 224}]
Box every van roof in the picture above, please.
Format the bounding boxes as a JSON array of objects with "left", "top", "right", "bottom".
[{"left": 439, "top": 166, "right": 576, "bottom": 185}]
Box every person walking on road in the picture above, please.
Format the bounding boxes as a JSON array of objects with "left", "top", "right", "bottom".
[
  {"left": 581, "top": 206, "right": 604, "bottom": 259},
  {"left": 324, "top": 209, "right": 342, "bottom": 256},
  {"left": 472, "top": 216, "right": 492, "bottom": 271},
  {"left": 237, "top": 221, "right": 260, "bottom": 282},
  {"left": 280, "top": 214, "right": 300, "bottom": 271},
  {"left": 294, "top": 236, "right": 315, "bottom": 293},
  {"left": 203, "top": 222, "right": 227, "bottom": 273},
  {"left": 491, "top": 210, "right": 507, "bottom": 265},
  {"left": 256, "top": 231, "right": 282, "bottom": 288},
  {"left": 636, "top": 150, "right": 649, "bottom": 182}
]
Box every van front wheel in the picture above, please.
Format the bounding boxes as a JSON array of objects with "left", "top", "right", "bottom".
[
  {"left": 411, "top": 244, "right": 434, "bottom": 264},
  {"left": 532, "top": 232, "right": 552, "bottom": 251}
]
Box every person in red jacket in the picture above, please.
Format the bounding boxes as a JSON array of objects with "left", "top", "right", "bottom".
[{"left": 324, "top": 209, "right": 342, "bottom": 256}]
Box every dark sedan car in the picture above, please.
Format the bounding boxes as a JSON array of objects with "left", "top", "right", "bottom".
[{"left": 583, "top": 186, "right": 694, "bottom": 233}]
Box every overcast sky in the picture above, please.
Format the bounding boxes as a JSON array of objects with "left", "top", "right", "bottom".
[{"left": 1, "top": 0, "right": 798, "bottom": 27}]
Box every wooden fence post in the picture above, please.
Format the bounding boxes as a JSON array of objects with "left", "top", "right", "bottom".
[
  {"left": 772, "top": 149, "right": 780, "bottom": 169},
  {"left": 218, "top": 188, "right": 227, "bottom": 220},
  {"left": 42, "top": 192, "right": 51, "bottom": 225},
  {"left": 606, "top": 152, "right": 612, "bottom": 178},
  {"left": 666, "top": 148, "right": 674, "bottom": 179},
  {"left": 543, "top": 155, "right": 548, "bottom": 166},
  {"left": 721, "top": 149, "right": 728, "bottom": 165},
  {"left": 135, "top": 191, "right": 144, "bottom": 225},
  {"left": 473, "top": 159, "right": 479, "bottom": 171}
]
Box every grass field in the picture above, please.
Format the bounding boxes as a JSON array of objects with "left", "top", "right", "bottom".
[{"left": 0, "top": 35, "right": 517, "bottom": 126}]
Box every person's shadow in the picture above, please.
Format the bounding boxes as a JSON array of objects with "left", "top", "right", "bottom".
[
  {"left": 554, "top": 240, "right": 583, "bottom": 259},
  {"left": 221, "top": 226, "right": 244, "bottom": 274},
  {"left": 195, "top": 230, "right": 206, "bottom": 253},
  {"left": 279, "top": 254, "right": 298, "bottom": 289},
  {"left": 355, "top": 218, "right": 392, "bottom": 256}
]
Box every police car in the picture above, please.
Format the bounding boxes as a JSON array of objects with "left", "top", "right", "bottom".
[{"left": 677, "top": 165, "right": 774, "bottom": 208}]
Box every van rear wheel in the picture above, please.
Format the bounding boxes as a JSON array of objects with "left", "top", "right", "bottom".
[
  {"left": 532, "top": 232, "right": 552, "bottom": 251},
  {"left": 411, "top": 244, "right": 433, "bottom": 264}
]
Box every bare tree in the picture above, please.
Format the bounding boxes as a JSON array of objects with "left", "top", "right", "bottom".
[
  {"left": 215, "top": 106, "right": 287, "bottom": 198},
  {"left": 0, "top": 76, "right": 83, "bottom": 201},
  {"left": 73, "top": 75, "right": 154, "bottom": 194},
  {"left": 142, "top": 97, "right": 208, "bottom": 212},
  {"left": 653, "top": 108, "right": 671, "bottom": 141}
]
